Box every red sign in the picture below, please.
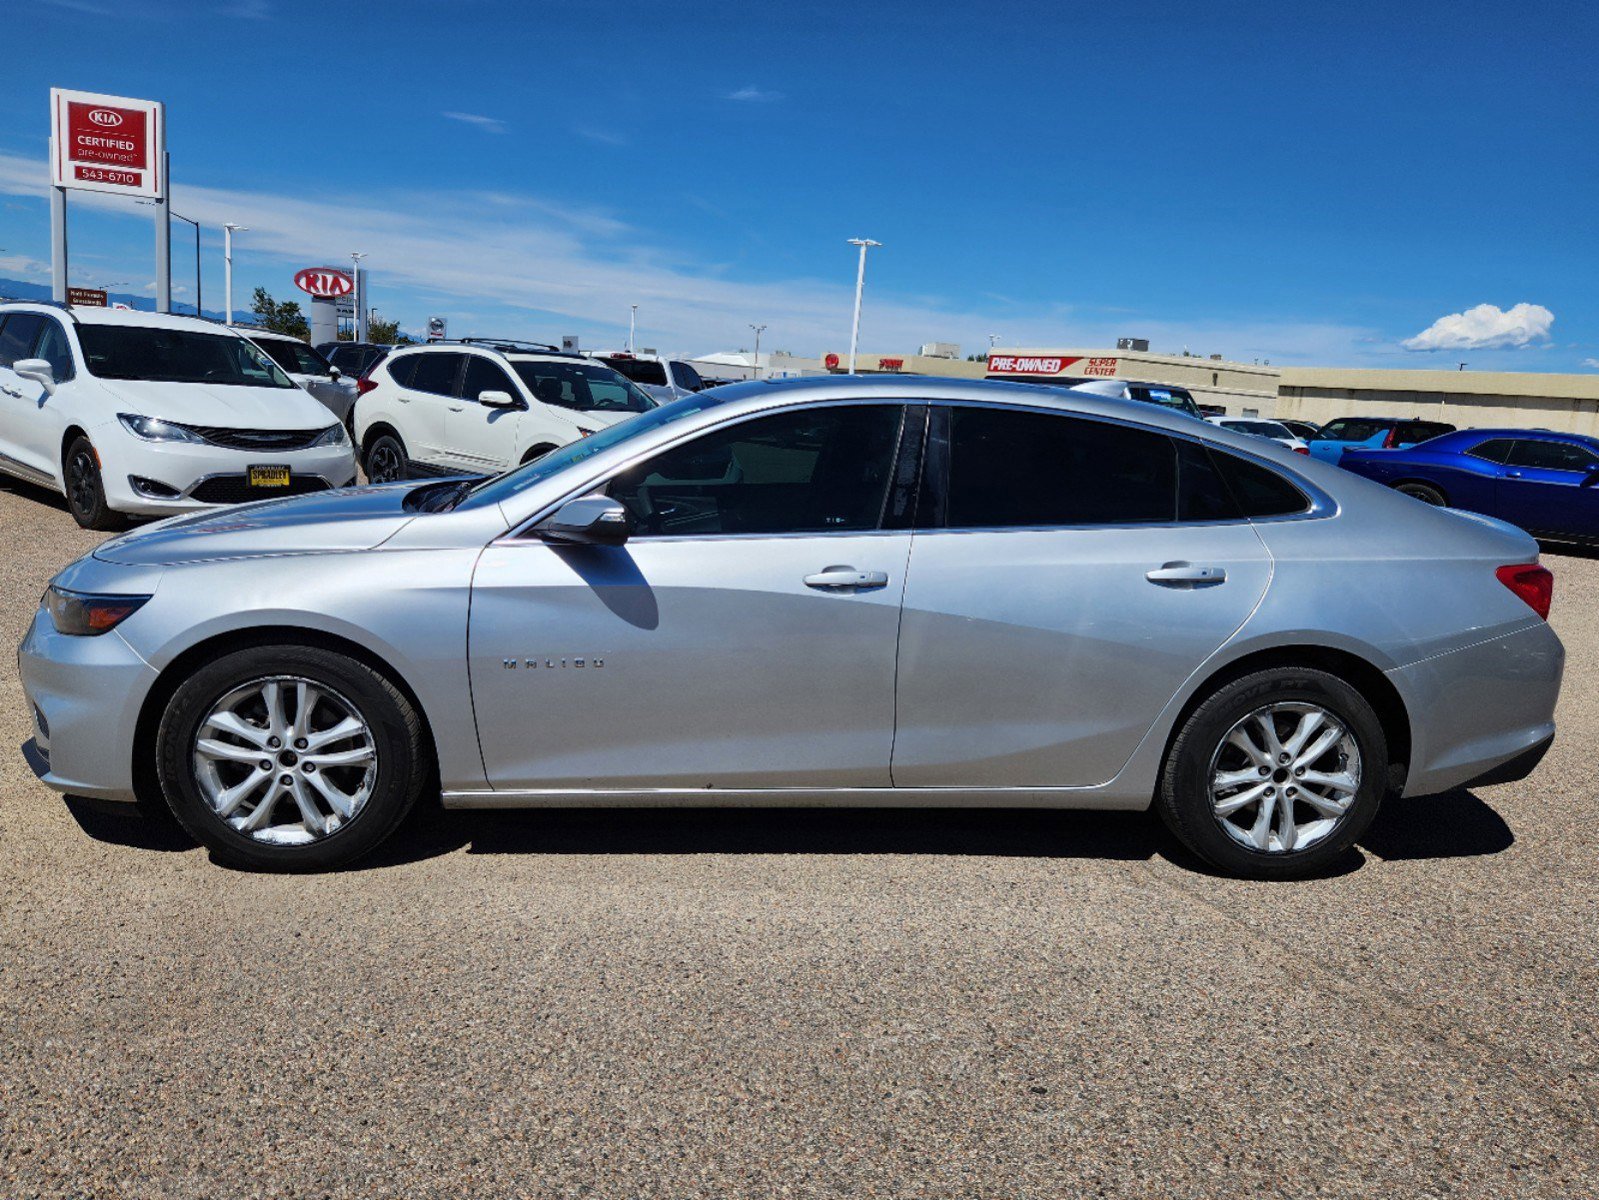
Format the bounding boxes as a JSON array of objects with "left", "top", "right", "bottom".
[
  {"left": 67, "top": 287, "right": 107, "bottom": 308},
  {"left": 877, "top": 358, "right": 905, "bottom": 371},
  {"left": 986, "top": 355, "right": 1083, "bottom": 376},
  {"left": 824, "top": 353, "right": 840, "bottom": 370},
  {"left": 294, "top": 268, "right": 355, "bottom": 298},
  {"left": 1084, "top": 356, "right": 1118, "bottom": 377},
  {"left": 51, "top": 89, "right": 164, "bottom": 199}
]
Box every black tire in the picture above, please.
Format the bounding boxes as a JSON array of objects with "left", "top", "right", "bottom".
[
  {"left": 364, "top": 431, "right": 409, "bottom": 483},
  {"left": 63, "top": 435, "right": 127, "bottom": 531},
  {"left": 155, "top": 644, "right": 429, "bottom": 871},
  {"left": 520, "top": 443, "right": 558, "bottom": 465},
  {"left": 1156, "top": 667, "right": 1388, "bottom": 880},
  {"left": 1395, "top": 482, "right": 1447, "bottom": 506}
]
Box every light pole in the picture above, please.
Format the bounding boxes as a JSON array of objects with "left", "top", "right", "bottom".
[
  {"left": 846, "top": 238, "right": 881, "bottom": 375},
  {"left": 988, "top": 333, "right": 1002, "bottom": 350},
  {"left": 748, "top": 323, "right": 766, "bottom": 379},
  {"left": 350, "top": 252, "right": 369, "bottom": 341},
  {"left": 628, "top": 304, "right": 638, "bottom": 353},
  {"left": 170, "top": 213, "right": 202, "bottom": 316},
  {"left": 223, "top": 223, "right": 248, "bottom": 325}
]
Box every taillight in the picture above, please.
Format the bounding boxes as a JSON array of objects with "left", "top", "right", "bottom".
[
  {"left": 356, "top": 377, "right": 378, "bottom": 397},
  {"left": 1293, "top": 445, "right": 1310, "bottom": 455},
  {"left": 1382, "top": 428, "right": 1401, "bottom": 448},
  {"left": 1497, "top": 564, "right": 1553, "bottom": 620}
]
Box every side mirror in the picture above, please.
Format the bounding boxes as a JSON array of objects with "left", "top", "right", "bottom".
[
  {"left": 13, "top": 358, "right": 57, "bottom": 395},
  {"left": 1583, "top": 470, "right": 1599, "bottom": 489},
  {"left": 534, "top": 494, "right": 632, "bottom": 546},
  {"left": 478, "top": 389, "right": 520, "bottom": 409},
  {"left": 328, "top": 365, "right": 342, "bottom": 380}
]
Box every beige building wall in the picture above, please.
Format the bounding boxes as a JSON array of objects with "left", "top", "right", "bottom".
[
  {"left": 820, "top": 352, "right": 988, "bottom": 378},
  {"left": 1277, "top": 368, "right": 1599, "bottom": 435}
]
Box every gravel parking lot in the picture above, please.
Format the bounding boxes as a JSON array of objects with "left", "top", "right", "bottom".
[{"left": 1, "top": 473, "right": 1596, "bottom": 1199}]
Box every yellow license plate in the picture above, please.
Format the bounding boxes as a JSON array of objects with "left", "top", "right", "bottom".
[{"left": 248, "top": 465, "right": 291, "bottom": 488}]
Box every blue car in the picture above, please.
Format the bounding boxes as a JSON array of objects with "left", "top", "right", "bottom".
[
  {"left": 1341, "top": 428, "right": 1599, "bottom": 543},
  {"left": 1306, "top": 416, "right": 1456, "bottom": 464}
]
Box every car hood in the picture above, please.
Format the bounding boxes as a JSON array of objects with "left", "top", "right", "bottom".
[
  {"left": 93, "top": 482, "right": 421, "bottom": 565},
  {"left": 96, "top": 378, "right": 335, "bottom": 429}
]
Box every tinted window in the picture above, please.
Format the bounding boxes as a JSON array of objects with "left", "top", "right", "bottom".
[
  {"left": 1507, "top": 439, "right": 1599, "bottom": 473},
  {"left": 256, "top": 337, "right": 331, "bottom": 377},
  {"left": 947, "top": 408, "right": 1177, "bottom": 527},
  {"left": 0, "top": 314, "right": 45, "bottom": 367},
  {"left": 1211, "top": 450, "right": 1309, "bottom": 517},
  {"left": 514, "top": 361, "right": 655, "bottom": 413},
  {"left": 605, "top": 357, "right": 668, "bottom": 387},
  {"left": 33, "top": 320, "right": 75, "bottom": 381},
  {"left": 78, "top": 326, "right": 294, "bottom": 387},
  {"left": 609, "top": 405, "right": 902, "bottom": 536},
  {"left": 385, "top": 354, "right": 419, "bottom": 389},
  {"left": 1318, "top": 419, "right": 1388, "bottom": 443},
  {"left": 671, "top": 361, "right": 705, "bottom": 391},
  {"left": 1128, "top": 385, "right": 1200, "bottom": 416},
  {"left": 407, "top": 352, "right": 464, "bottom": 396},
  {"left": 1403, "top": 422, "right": 1455, "bottom": 442},
  {"left": 1466, "top": 438, "right": 1514, "bottom": 463},
  {"left": 1177, "top": 439, "right": 1241, "bottom": 522},
  {"left": 462, "top": 356, "right": 519, "bottom": 403}
]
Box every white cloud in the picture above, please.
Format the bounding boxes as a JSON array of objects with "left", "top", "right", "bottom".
[
  {"left": 1583, "top": 358, "right": 1599, "bottom": 370},
  {"left": 1402, "top": 302, "right": 1554, "bottom": 351},
  {"left": 0, "top": 150, "right": 1382, "bottom": 361},
  {"left": 0, "top": 253, "right": 50, "bottom": 281},
  {"left": 726, "top": 86, "right": 784, "bottom": 103},
  {"left": 442, "top": 111, "right": 506, "bottom": 133}
]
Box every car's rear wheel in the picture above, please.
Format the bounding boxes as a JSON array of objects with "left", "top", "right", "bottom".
[
  {"left": 520, "top": 443, "right": 558, "bottom": 465},
  {"left": 364, "top": 432, "right": 409, "bottom": 483},
  {"left": 1396, "top": 482, "right": 1447, "bottom": 506},
  {"left": 1157, "top": 667, "right": 1388, "bottom": 879},
  {"left": 155, "top": 645, "right": 428, "bottom": 871},
  {"left": 63, "top": 436, "right": 126, "bottom": 531}
]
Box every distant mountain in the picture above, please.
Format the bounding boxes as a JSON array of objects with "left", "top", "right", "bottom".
[{"left": 0, "top": 277, "right": 259, "bottom": 325}]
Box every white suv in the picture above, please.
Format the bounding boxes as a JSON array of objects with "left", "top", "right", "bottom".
[
  {"left": 352, "top": 339, "right": 656, "bottom": 481},
  {"left": 0, "top": 303, "right": 357, "bottom": 529}
]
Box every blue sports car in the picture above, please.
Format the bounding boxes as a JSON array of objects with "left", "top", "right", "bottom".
[
  {"left": 1306, "top": 416, "right": 1457, "bottom": 464},
  {"left": 1341, "top": 428, "right": 1599, "bottom": 543}
]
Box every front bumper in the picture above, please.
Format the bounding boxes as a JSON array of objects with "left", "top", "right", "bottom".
[
  {"left": 1392, "top": 619, "right": 1565, "bottom": 797},
  {"left": 17, "top": 602, "right": 157, "bottom": 803},
  {"left": 101, "top": 432, "right": 358, "bottom": 515}
]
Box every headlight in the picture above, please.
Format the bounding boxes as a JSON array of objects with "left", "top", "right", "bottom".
[
  {"left": 118, "top": 414, "right": 206, "bottom": 443},
  {"left": 310, "top": 423, "right": 347, "bottom": 447},
  {"left": 44, "top": 586, "right": 150, "bottom": 636}
]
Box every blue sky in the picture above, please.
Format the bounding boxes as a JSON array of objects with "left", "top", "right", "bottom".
[{"left": 2, "top": 0, "right": 1596, "bottom": 370}]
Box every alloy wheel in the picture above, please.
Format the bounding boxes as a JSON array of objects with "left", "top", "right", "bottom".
[
  {"left": 367, "top": 442, "right": 402, "bottom": 483},
  {"left": 192, "top": 675, "right": 377, "bottom": 845},
  {"left": 1207, "top": 702, "right": 1362, "bottom": 854},
  {"left": 67, "top": 448, "right": 99, "bottom": 515}
]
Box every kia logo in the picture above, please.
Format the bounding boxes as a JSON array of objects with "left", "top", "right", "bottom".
[
  {"left": 87, "top": 109, "right": 124, "bottom": 128},
  {"left": 293, "top": 268, "right": 354, "bottom": 298}
]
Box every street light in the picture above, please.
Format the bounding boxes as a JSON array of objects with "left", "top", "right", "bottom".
[
  {"left": 845, "top": 238, "right": 881, "bottom": 375},
  {"left": 988, "top": 333, "right": 1002, "bottom": 350},
  {"left": 628, "top": 304, "right": 638, "bottom": 354},
  {"left": 170, "top": 212, "right": 202, "bottom": 317},
  {"left": 350, "top": 252, "right": 369, "bottom": 342},
  {"left": 748, "top": 323, "right": 767, "bottom": 379},
  {"left": 223, "top": 223, "right": 248, "bottom": 325}
]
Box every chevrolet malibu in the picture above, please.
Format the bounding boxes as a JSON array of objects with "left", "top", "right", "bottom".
[{"left": 19, "top": 377, "right": 1564, "bottom": 877}]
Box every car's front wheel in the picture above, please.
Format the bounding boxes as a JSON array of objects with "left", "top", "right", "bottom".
[
  {"left": 63, "top": 435, "right": 126, "bottom": 531},
  {"left": 1157, "top": 667, "right": 1388, "bottom": 879},
  {"left": 1396, "top": 482, "right": 1447, "bottom": 506},
  {"left": 155, "top": 645, "right": 428, "bottom": 871},
  {"left": 363, "top": 431, "right": 409, "bottom": 483}
]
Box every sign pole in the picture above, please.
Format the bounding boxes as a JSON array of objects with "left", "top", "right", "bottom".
[
  {"left": 154, "top": 150, "right": 172, "bottom": 313},
  {"left": 49, "top": 135, "right": 68, "bottom": 303}
]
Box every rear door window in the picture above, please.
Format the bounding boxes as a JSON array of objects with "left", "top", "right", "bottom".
[
  {"left": 0, "top": 314, "right": 45, "bottom": 367},
  {"left": 1209, "top": 449, "right": 1310, "bottom": 517},
  {"left": 1466, "top": 438, "right": 1514, "bottom": 463},
  {"left": 407, "top": 352, "right": 465, "bottom": 396},
  {"left": 462, "top": 356, "right": 519, "bottom": 403},
  {"left": 1507, "top": 439, "right": 1599, "bottom": 473}
]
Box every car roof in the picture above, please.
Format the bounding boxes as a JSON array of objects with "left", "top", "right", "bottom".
[
  {"left": 244, "top": 328, "right": 304, "bottom": 343},
  {"left": 1438, "top": 427, "right": 1599, "bottom": 445},
  {"left": 0, "top": 302, "right": 249, "bottom": 335}
]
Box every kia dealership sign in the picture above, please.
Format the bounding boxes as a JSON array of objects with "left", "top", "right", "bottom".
[
  {"left": 293, "top": 268, "right": 355, "bottom": 298},
  {"left": 50, "top": 88, "right": 164, "bottom": 199}
]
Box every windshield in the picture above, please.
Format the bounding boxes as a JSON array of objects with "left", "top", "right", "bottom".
[
  {"left": 1320, "top": 419, "right": 1389, "bottom": 442},
  {"left": 79, "top": 326, "right": 296, "bottom": 387},
  {"left": 514, "top": 360, "right": 656, "bottom": 413},
  {"left": 1127, "top": 385, "right": 1200, "bottom": 417},
  {"left": 255, "top": 337, "right": 333, "bottom": 378},
  {"left": 464, "top": 392, "right": 728, "bottom": 507}
]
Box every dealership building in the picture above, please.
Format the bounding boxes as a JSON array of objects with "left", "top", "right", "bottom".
[{"left": 1276, "top": 367, "right": 1599, "bottom": 436}]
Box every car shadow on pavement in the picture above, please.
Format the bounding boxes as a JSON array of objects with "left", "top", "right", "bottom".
[
  {"left": 1358, "top": 788, "right": 1514, "bottom": 860},
  {"left": 0, "top": 473, "right": 71, "bottom": 515}
]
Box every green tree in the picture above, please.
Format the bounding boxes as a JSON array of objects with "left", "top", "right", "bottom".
[
  {"left": 339, "top": 312, "right": 412, "bottom": 344},
  {"left": 250, "top": 287, "right": 310, "bottom": 340}
]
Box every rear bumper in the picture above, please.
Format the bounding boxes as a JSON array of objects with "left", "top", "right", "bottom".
[{"left": 1392, "top": 620, "right": 1564, "bottom": 797}]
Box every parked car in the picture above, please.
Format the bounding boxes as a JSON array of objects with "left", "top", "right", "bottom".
[
  {"left": 1307, "top": 416, "right": 1455, "bottom": 464},
  {"left": 353, "top": 338, "right": 655, "bottom": 481},
  {"left": 246, "top": 330, "right": 359, "bottom": 425},
  {"left": 1206, "top": 415, "right": 1309, "bottom": 454},
  {"left": 596, "top": 353, "right": 707, "bottom": 403},
  {"left": 1278, "top": 419, "right": 1323, "bottom": 441},
  {"left": 0, "top": 303, "right": 356, "bottom": 529},
  {"left": 1341, "top": 428, "right": 1599, "bottom": 544},
  {"left": 1065, "top": 379, "right": 1204, "bottom": 418},
  {"left": 20, "top": 377, "right": 1562, "bottom": 878},
  {"left": 320, "top": 342, "right": 392, "bottom": 380}
]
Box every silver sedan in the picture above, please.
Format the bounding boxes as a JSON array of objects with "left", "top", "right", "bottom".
[{"left": 18, "top": 377, "right": 1564, "bottom": 877}]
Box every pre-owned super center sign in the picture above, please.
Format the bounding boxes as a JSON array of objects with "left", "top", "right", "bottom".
[{"left": 51, "top": 88, "right": 165, "bottom": 199}]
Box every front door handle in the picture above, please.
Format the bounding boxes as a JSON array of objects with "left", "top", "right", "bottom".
[
  {"left": 1146, "top": 562, "right": 1226, "bottom": 586},
  {"left": 804, "top": 566, "right": 889, "bottom": 590}
]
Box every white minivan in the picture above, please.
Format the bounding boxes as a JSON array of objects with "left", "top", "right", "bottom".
[{"left": 0, "top": 303, "right": 357, "bottom": 529}]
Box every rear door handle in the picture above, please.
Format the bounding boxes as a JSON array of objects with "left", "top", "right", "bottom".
[
  {"left": 1146, "top": 562, "right": 1226, "bottom": 586},
  {"left": 804, "top": 566, "right": 889, "bottom": 590}
]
